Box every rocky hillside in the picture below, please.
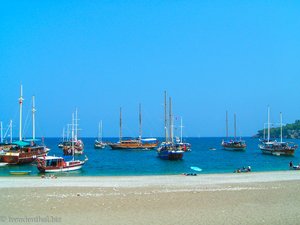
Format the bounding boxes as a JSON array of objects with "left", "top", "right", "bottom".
[{"left": 255, "top": 120, "right": 300, "bottom": 139}]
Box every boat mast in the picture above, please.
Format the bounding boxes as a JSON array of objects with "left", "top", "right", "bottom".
[
  {"left": 98, "top": 120, "right": 103, "bottom": 142},
  {"left": 75, "top": 108, "right": 78, "bottom": 142},
  {"left": 267, "top": 106, "right": 270, "bottom": 142},
  {"left": 280, "top": 112, "right": 283, "bottom": 143},
  {"left": 62, "top": 127, "right": 65, "bottom": 142},
  {"left": 180, "top": 117, "right": 183, "bottom": 143},
  {"left": 32, "top": 95, "right": 36, "bottom": 141},
  {"left": 234, "top": 113, "right": 236, "bottom": 140},
  {"left": 263, "top": 123, "right": 266, "bottom": 140},
  {"left": 0, "top": 121, "right": 3, "bottom": 143},
  {"left": 71, "top": 113, "right": 75, "bottom": 160},
  {"left": 19, "top": 84, "right": 24, "bottom": 141},
  {"left": 226, "top": 111, "right": 228, "bottom": 139},
  {"left": 139, "top": 103, "right": 142, "bottom": 140},
  {"left": 100, "top": 120, "right": 103, "bottom": 143},
  {"left": 164, "top": 91, "right": 168, "bottom": 143},
  {"left": 169, "top": 97, "right": 173, "bottom": 144},
  {"left": 119, "top": 107, "right": 122, "bottom": 142},
  {"left": 9, "top": 120, "right": 12, "bottom": 143},
  {"left": 67, "top": 124, "right": 70, "bottom": 141}
]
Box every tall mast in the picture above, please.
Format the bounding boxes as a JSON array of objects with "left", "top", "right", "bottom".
[
  {"left": 226, "top": 111, "right": 228, "bottom": 139},
  {"left": 71, "top": 113, "right": 75, "bottom": 160},
  {"left": 98, "top": 121, "right": 103, "bottom": 142},
  {"left": 234, "top": 113, "right": 236, "bottom": 140},
  {"left": 19, "top": 84, "right": 24, "bottom": 141},
  {"left": 0, "top": 121, "right": 3, "bottom": 143},
  {"left": 267, "top": 106, "right": 270, "bottom": 142},
  {"left": 62, "top": 127, "right": 65, "bottom": 142},
  {"left": 119, "top": 107, "right": 122, "bottom": 142},
  {"left": 10, "top": 120, "right": 13, "bottom": 143},
  {"left": 164, "top": 91, "right": 168, "bottom": 142},
  {"left": 139, "top": 103, "right": 142, "bottom": 140},
  {"left": 169, "top": 97, "right": 173, "bottom": 144},
  {"left": 67, "top": 124, "right": 70, "bottom": 141},
  {"left": 180, "top": 117, "right": 183, "bottom": 143},
  {"left": 32, "top": 95, "right": 36, "bottom": 141},
  {"left": 75, "top": 108, "right": 78, "bottom": 141},
  {"left": 280, "top": 112, "right": 283, "bottom": 143},
  {"left": 263, "top": 123, "right": 266, "bottom": 140},
  {"left": 100, "top": 120, "right": 103, "bottom": 142}
]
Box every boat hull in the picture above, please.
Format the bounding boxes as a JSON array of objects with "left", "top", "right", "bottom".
[
  {"left": 223, "top": 146, "right": 246, "bottom": 151},
  {"left": 109, "top": 143, "right": 158, "bottom": 150},
  {"left": 1, "top": 147, "right": 47, "bottom": 164},
  {"left": 157, "top": 150, "right": 184, "bottom": 160},
  {"left": 37, "top": 161, "right": 86, "bottom": 173},
  {"left": 259, "top": 147, "right": 295, "bottom": 156}
]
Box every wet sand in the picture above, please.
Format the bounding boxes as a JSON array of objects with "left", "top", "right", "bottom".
[{"left": 1, "top": 171, "right": 300, "bottom": 225}]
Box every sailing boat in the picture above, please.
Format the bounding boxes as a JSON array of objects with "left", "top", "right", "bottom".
[
  {"left": 175, "top": 117, "right": 191, "bottom": 152},
  {"left": 62, "top": 109, "right": 84, "bottom": 155},
  {"left": 37, "top": 113, "right": 88, "bottom": 172},
  {"left": 94, "top": 120, "right": 107, "bottom": 149},
  {"left": 259, "top": 107, "right": 297, "bottom": 156},
  {"left": 0, "top": 120, "right": 14, "bottom": 151},
  {"left": 157, "top": 91, "right": 184, "bottom": 160},
  {"left": 108, "top": 105, "right": 159, "bottom": 150},
  {"left": 221, "top": 111, "right": 246, "bottom": 151},
  {"left": 58, "top": 127, "right": 65, "bottom": 148},
  {"left": 1, "top": 87, "right": 48, "bottom": 164}
]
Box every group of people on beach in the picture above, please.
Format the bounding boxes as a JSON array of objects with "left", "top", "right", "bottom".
[{"left": 234, "top": 166, "right": 251, "bottom": 173}]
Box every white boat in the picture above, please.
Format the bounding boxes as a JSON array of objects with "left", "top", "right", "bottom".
[
  {"left": 37, "top": 113, "right": 88, "bottom": 173},
  {"left": 94, "top": 121, "right": 106, "bottom": 149},
  {"left": 259, "top": 108, "right": 297, "bottom": 156},
  {"left": 37, "top": 155, "right": 88, "bottom": 173}
]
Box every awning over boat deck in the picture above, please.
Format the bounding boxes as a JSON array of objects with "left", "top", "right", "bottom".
[{"left": 12, "top": 141, "right": 31, "bottom": 147}]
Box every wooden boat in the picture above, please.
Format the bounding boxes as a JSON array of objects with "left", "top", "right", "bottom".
[
  {"left": 94, "top": 121, "right": 107, "bottom": 149},
  {"left": 10, "top": 170, "right": 31, "bottom": 175},
  {"left": 221, "top": 112, "right": 246, "bottom": 151},
  {"left": 63, "top": 140, "right": 84, "bottom": 155},
  {"left": 1, "top": 141, "right": 47, "bottom": 164},
  {"left": 1, "top": 89, "right": 48, "bottom": 164},
  {"left": 259, "top": 108, "right": 297, "bottom": 156},
  {"left": 37, "top": 155, "right": 88, "bottom": 173},
  {"left": 63, "top": 109, "right": 84, "bottom": 155},
  {"left": 109, "top": 138, "right": 159, "bottom": 150},
  {"left": 157, "top": 92, "right": 184, "bottom": 160},
  {"left": 108, "top": 105, "right": 159, "bottom": 150},
  {"left": 174, "top": 118, "right": 191, "bottom": 152}
]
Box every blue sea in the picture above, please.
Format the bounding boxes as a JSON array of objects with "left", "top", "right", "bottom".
[{"left": 1, "top": 137, "right": 300, "bottom": 176}]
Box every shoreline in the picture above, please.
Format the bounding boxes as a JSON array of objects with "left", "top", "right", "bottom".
[{"left": 1, "top": 171, "right": 300, "bottom": 188}]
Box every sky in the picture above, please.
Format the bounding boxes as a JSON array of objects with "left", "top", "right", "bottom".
[{"left": 1, "top": 1, "right": 300, "bottom": 138}]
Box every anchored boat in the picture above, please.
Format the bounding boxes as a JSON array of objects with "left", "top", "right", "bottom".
[
  {"left": 221, "top": 112, "right": 246, "bottom": 151},
  {"left": 259, "top": 108, "right": 297, "bottom": 156}
]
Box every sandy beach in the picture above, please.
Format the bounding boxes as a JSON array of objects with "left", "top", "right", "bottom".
[{"left": 1, "top": 171, "right": 300, "bottom": 225}]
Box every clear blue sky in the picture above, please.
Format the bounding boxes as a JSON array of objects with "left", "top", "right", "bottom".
[{"left": 1, "top": 1, "right": 300, "bottom": 138}]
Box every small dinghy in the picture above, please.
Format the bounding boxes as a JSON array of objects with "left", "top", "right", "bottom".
[
  {"left": 10, "top": 170, "right": 31, "bottom": 175},
  {"left": 0, "top": 162, "right": 8, "bottom": 167}
]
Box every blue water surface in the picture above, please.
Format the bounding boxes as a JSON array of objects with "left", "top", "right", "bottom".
[{"left": 1, "top": 137, "right": 299, "bottom": 176}]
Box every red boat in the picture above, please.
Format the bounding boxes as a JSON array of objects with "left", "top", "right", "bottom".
[{"left": 1, "top": 141, "right": 47, "bottom": 164}]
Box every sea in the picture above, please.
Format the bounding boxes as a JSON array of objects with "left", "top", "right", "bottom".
[{"left": 1, "top": 137, "right": 300, "bottom": 176}]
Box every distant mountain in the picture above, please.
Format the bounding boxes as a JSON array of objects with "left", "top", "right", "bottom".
[{"left": 255, "top": 120, "right": 300, "bottom": 139}]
